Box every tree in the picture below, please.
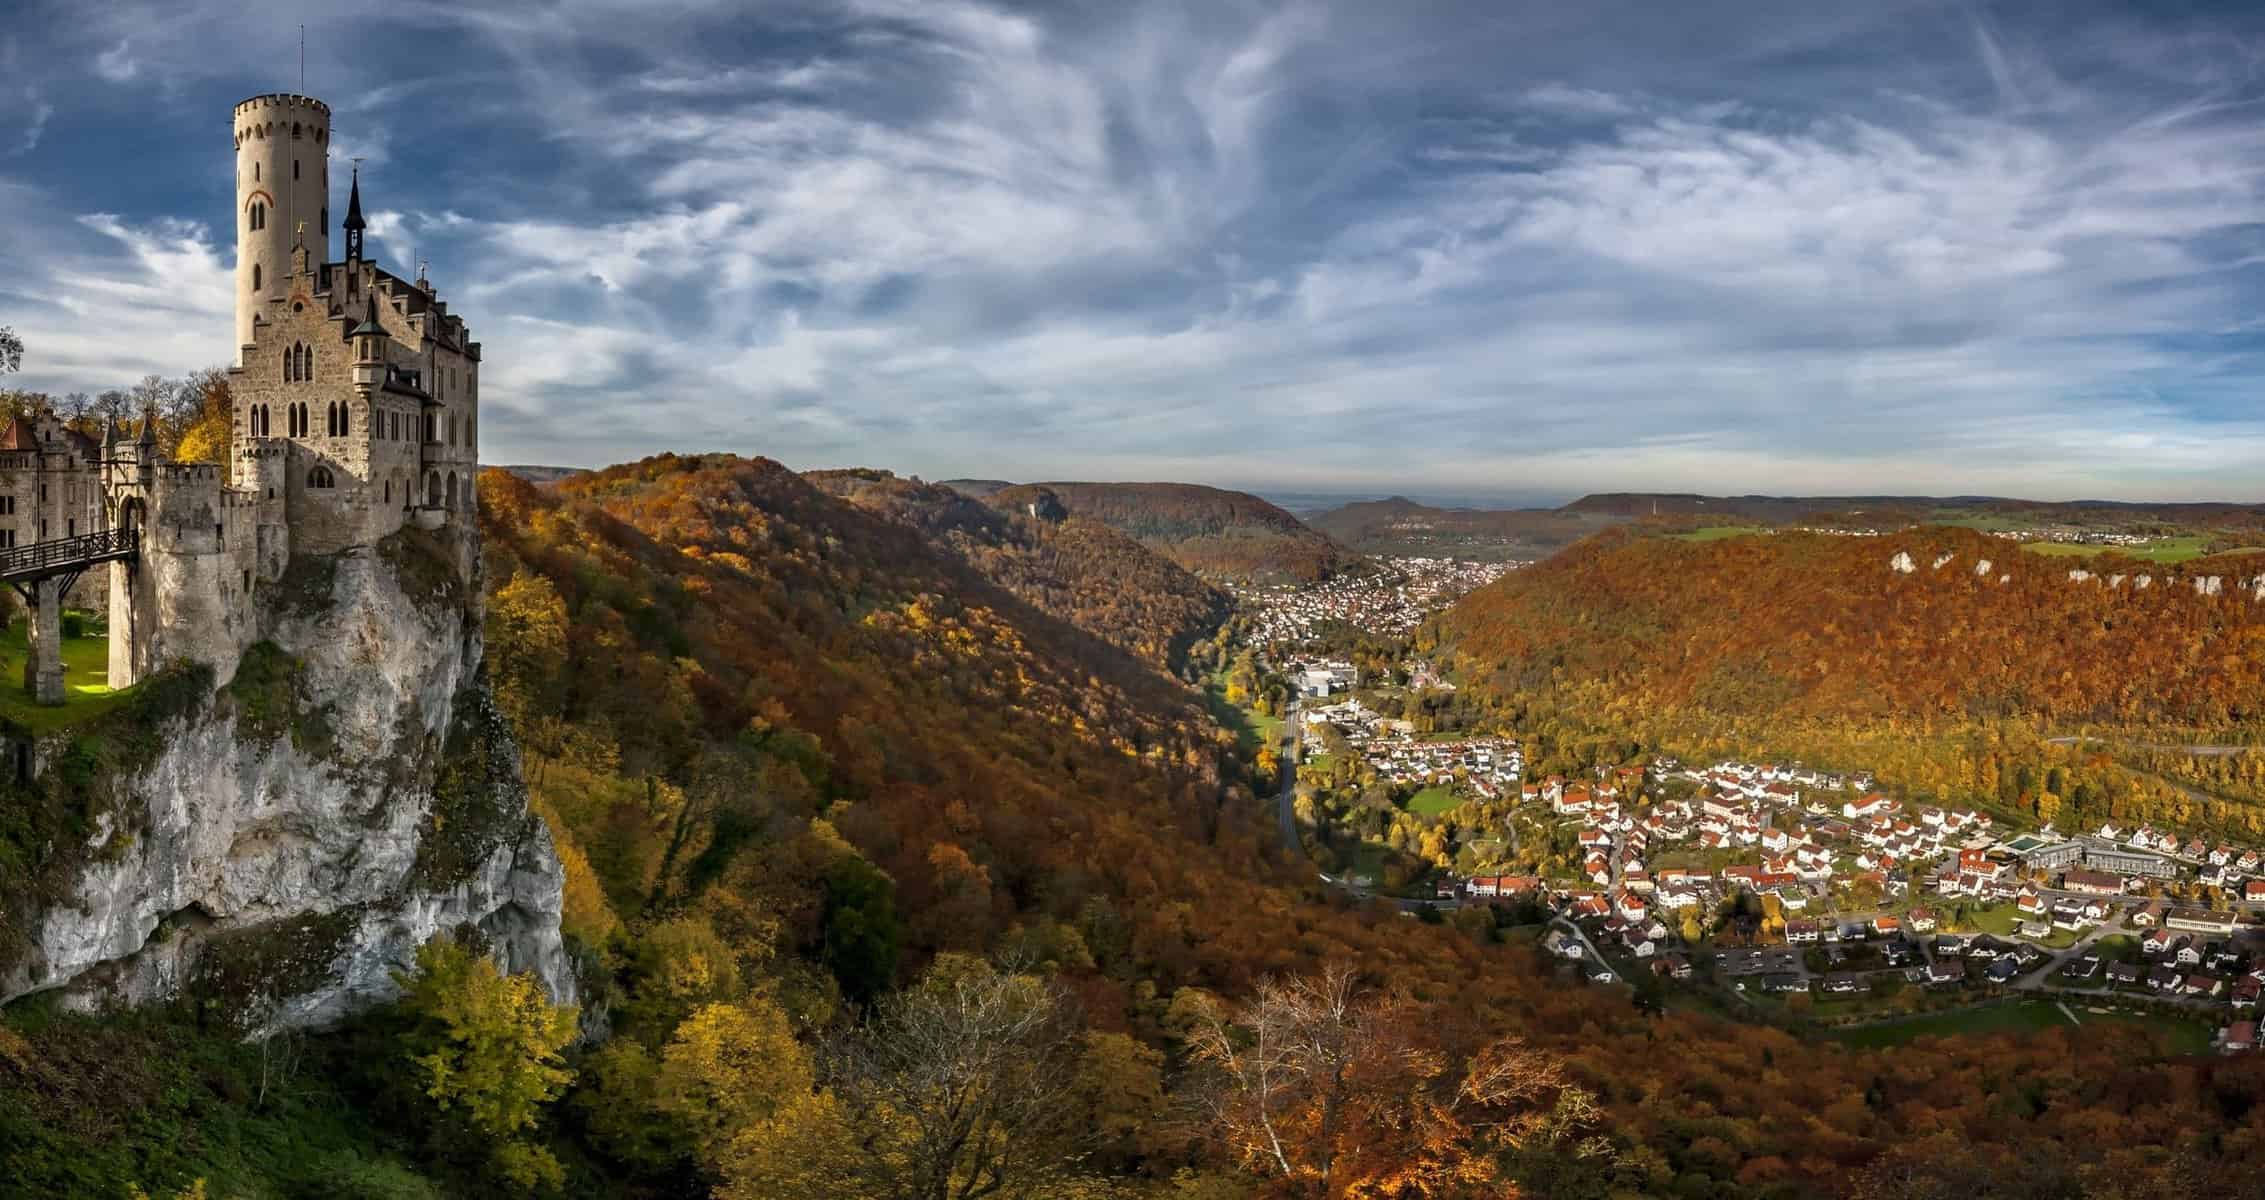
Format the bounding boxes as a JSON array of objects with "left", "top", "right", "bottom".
[
  {"left": 1184, "top": 964, "right": 1598, "bottom": 1198},
  {"left": 394, "top": 936, "right": 580, "bottom": 1191},
  {"left": 0, "top": 326, "right": 20, "bottom": 375},
  {"left": 822, "top": 850, "right": 903, "bottom": 1006},
  {"left": 816, "top": 953, "right": 1087, "bottom": 1200},
  {"left": 1072, "top": 1031, "right": 1166, "bottom": 1170},
  {"left": 169, "top": 370, "right": 234, "bottom": 464}
]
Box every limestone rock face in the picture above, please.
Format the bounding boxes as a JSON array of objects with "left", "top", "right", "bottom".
[{"left": 0, "top": 526, "right": 573, "bottom": 1034}]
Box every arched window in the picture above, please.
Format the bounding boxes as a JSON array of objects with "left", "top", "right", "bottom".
[
  {"left": 445, "top": 472, "right": 458, "bottom": 509},
  {"left": 339, "top": 402, "right": 349, "bottom": 438},
  {"left": 292, "top": 123, "right": 301, "bottom": 140},
  {"left": 254, "top": 162, "right": 260, "bottom": 182},
  {"left": 427, "top": 470, "right": 441, "bottom": 508},
  {"left": 307, "top": 465, "right": 334, "bottom": 489},
  {"left": 301, "top": 344, "right": 312, "bottom": 381},
  {"left": 325, "top": 401, "right": 335, "bottom": 436},
  {"left": 281, "top": 346, "right": 290, "bottom": 383}
]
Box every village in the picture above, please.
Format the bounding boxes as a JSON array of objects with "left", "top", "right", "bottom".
[
  {"left": 1235, "top": 555, "right": 1519, "bottom": 642},
  {"left": 1244, "top": 556, "right": 2265, "bottom": 1056},
  {"left": 1423, "top": 756, "right": 2265, "bottom": 1055}
]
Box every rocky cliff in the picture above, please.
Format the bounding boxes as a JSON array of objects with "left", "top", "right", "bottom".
[{"left": 0, "top": 524, "right": 572, "bottom": 1033}]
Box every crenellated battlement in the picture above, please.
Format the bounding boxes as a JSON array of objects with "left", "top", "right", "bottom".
[
  {"left": 156, "top": 463, "right": 224, "bottom": 484},
  {"left": 233, "top": 93, "right": 331, "bottom": 121}
]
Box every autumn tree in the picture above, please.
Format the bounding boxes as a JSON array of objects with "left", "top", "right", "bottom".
[
  {"left": 168, "top": 370, "right": 233, "bottom": 464},
  {"left": 394, "top": 936, "right": 580, "bottom": 1192},
  {"left": 1184, "top": 964, "right": 1613, "bottom": 1198},
  {"left": 815, "top": 953, "right": 1090, "bottom": 1200}
]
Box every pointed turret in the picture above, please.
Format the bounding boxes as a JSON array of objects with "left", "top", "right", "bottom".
[
  {"left": 351, "top": 293, "right": 385, "bottom": 340},
  {"left": 344, "top": 165, "right": 366, "bottom": 262},
  {"left": 137, "top": 409, "right": 159, "bottom": 446},
  {"left": 353, "top": 293, "right": 389, "bottom": 391}
]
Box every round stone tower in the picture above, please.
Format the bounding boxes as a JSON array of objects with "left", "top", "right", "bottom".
[{"left": 232, "top": 93, "right": 331, "bottom": 361}]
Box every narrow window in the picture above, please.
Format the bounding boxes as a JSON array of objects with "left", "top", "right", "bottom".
[
  {"left": 253, "top": 263, "right": 262, "bottom": 291},
  {"left": 293, "top": 159, "right": 300, "bottom": 180}
]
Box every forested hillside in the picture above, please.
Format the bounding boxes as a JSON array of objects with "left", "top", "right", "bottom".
[
  {"left": 1428, "top": 524, "right": 2265, "bottom": 839},
  {"left": 989, "top": 481, "right": 1369, "bottom": 583},
  {"left": 1437, "top": 525, "right": 2265, "bottom": 729},
  {"left": 1306, "top": 496, "right": 1611, "bottom": 560},
  {"left": 806, "top": 469, "right": 1231, "bottom": 673},
  {"left": 15, "top": 465, "right": 2265, "bottom": 1199}
]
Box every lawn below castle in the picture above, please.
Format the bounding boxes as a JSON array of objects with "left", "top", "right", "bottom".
[{"left": 0, "top": 613, "right": 133, "bottom": 732}]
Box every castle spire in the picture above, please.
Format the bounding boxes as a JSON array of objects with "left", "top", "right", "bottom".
[{"left": 344, "top": 163, "right": 366, "bottom": 261}]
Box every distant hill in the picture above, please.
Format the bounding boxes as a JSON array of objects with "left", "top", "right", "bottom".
[
  {"left": 937, "top": 478, "right": 1016, "bottom": 498},
  {"left": 806, "top": 470, "right": 1230, "bottom": 672},
  {"left": 1561, "top": 492, "right": 2265, "bottom": 530},
  {"left": 1307, "top": 495, "right": 1617, "bottom": 561},
  {"left": 494, "top": 464, "right": 588, "bottom": 484},
  {"left": 1434, "top": 524, "right": 2265, "bottom": 729},
  {"left": 988, "top": 481, "right": 1370, "bottom": 584}
]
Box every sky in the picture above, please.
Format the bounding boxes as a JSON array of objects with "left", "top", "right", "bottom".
[{"left": 7, "top": 0, "right": 2265, "bottom": 503}]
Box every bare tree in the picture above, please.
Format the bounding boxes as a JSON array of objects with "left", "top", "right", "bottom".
[
  {"left": 1184, "top": 963, "right": 1373, "bottom": 1195},
  {"left": 1184, "top": 963, "right": 1607, "bottom": 1199},
  {"left": 0, "top": 326, "right": 20, "bottom": 375},
  {"left": 823, "top": 955, "right": 1084, "bottom": 1200}
]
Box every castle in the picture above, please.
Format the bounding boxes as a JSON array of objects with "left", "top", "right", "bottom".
[{"left": 0, "top": 92, "right": 481, "bottom": 704}]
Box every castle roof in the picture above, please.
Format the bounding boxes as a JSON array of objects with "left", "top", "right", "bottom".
[
  {"left": 350, "top": 294, "right": 386, "bottom": 339},
  {"left": 344, "top": 166, "right": 365, "bottom": 233},
  {"left": 0, "top": 420, "right": 36, "bottom": 452}
]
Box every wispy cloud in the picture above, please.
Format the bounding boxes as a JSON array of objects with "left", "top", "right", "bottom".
[{"left": 4, "top": 0, "right": 2265, "bottom": 500}]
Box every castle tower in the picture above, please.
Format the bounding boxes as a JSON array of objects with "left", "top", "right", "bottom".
[{"left": 232, "top": 94, "right": 331, "bottom": 361}]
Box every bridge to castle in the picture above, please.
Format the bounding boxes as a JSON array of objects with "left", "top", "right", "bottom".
[{"left": 0, "top": 527, "right": 139, "bottom": 706}]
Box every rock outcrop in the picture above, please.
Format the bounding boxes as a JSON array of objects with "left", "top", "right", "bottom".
[{"left": 0, "top": 524, "right": 571, "bottom": 1034}]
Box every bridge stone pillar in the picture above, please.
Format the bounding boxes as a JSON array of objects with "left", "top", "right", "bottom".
[{"left": 24, "top": 578, "right": 63, "bottom": 706}]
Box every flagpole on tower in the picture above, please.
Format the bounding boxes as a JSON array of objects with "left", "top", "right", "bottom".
[{"left": 299, "top": 25, "right": 305, "bottom": 91}]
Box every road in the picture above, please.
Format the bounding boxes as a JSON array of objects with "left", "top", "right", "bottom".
[
  {"left": 2045, "top": 735, "right": 2254, "bottom": 757},
  {"left": 1548, "top": 916, "right": 1617, "bottom": 979},
  {"left": 1274, "top": 701, "right": 1300, "bottom": 854}
]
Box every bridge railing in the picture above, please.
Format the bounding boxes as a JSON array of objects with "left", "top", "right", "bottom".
[{"left": 0, "top": 527, "right": 140, "bottom": 582}]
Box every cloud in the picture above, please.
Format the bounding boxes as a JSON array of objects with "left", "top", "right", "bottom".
[
  {"left": 9, "top": 92, "right": 50, "bottom": 155},
  {"left": 92, "top": 39, "right": 139, "bottom": 82},
  {"left": 1518, "top": 83, "right": 1636, "bottom": 118},
  {"left": 7, "top": 0, "right": 2265, "bottom": 500}
]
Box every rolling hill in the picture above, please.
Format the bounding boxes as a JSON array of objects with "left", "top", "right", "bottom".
[
  {"left": 1433, "top": 524, "right": 2265, "bottom": 729},
  {"left": 1305, "top": 495, "right": 1615, "bottom": 560},
  {"left": 986, "top": 481, "right": 1370, "bottom": 583},
  {"left": 804, "top": 469, "right": 1231, "bottom": 673}
]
